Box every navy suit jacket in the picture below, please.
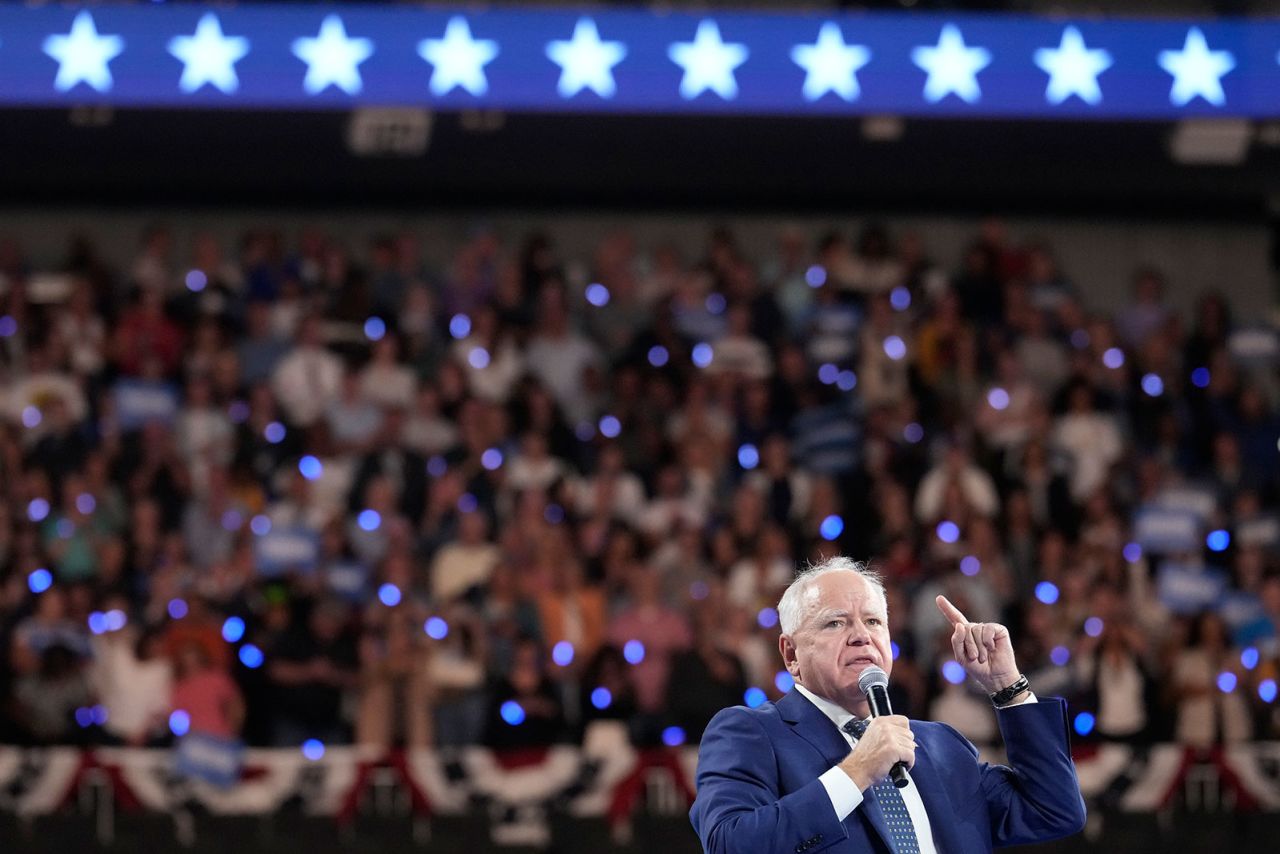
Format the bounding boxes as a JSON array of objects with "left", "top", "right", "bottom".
[{"left": 690, "top": 690, "right": 1086, "bottom": 854}]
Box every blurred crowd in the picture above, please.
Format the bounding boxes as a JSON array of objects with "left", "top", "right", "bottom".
[{"left": 0, "top": 217, "right": 1277, "bottom": 754}]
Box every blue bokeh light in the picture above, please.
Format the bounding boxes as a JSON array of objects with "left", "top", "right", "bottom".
[
  {"left": 591, "top": 687, "right": 612, "bottom": 710},
  {"left": 836, "top": 370, "right": 857, "bottom": 392},
  {"left": 358, "top": 509, "right": 382, "bottom": 531},
  {"left": 1035, "top": 581, "right": 1060, "bottom": 604},
  {"left": 820, "top": 515, "right": 844, "bottom": 541},
  {"left": 738, "top": 443, "right": 759, "bottom": 469},
  {"left": 222, "top": 616, "right": 246, "bottom": 643},
  {"left": 936, "top": 521, "right": 960, "bottom": 544},
  {"left": 250, "top": 514, "right": 271, "bottom": 536},
  {"left": 170, "top": 710, "right": 191, "bottom": 737},
  {"left": 662, "top": 726, "right": 687, "bottom": 746},
  {"left": 691, "top": 343, "right": 713, "bottom": 368},
  {"left": 941, "top": 660, "right": 966, "bottom": 685},
  {"left": 481, "top": 448, "right": 504, "bottom": 470},
  {"left": 1074, "top": 712, "right": 1095, "bottom": 736},
  {"left": 987, "top": 387, "right": 1010, "bottom": 410},
  {"left": 185, "top": 270, "right": 207, "bottom": 292},
  {"left": 378, "top": 583, "right": 401, "bottom": 607},
  {"left": 1191, "top": 367, "right": 1211, "bottom": 388},
  {"left": 299, "top": 455, "right": 323, "bottom": 480},
  {"left": 1217, "top": 671, "right": 1238, "bottom": 693},
  {"left": 424, "top": 617, "right": 449, "bottom": 639},
  {"left": 647, "top": 345, "right": 669, "bottom": 367},
  {"left": 1260, "top": 679, "right": 1278, "bottom": 703},
  {"left": 817, "top": 363, "right": 839, "bottom": 385},
  {"left": 705, "top": 293, "right": 726, "bottom": 315},
  {"left": 1241, "top": 647, "right": 1259, "bottom": 670},
  {"left": 585, "top": 283, "right": 611, "bottom": 307},
  {"left": 959, "top": 555, "right": 981, "bottom": 576},
  {"left": 903, "top": 423, "right": 924, "bottom": 444},
  {"left": 500, "top": 701, "right": 526, "bottom": 725},
  {"left": 883, "top": 336, "right": 907, "bottom": 361},
  {"left": 805, "top": 265, "right": 826, "bottom": 288},
  {"left": 890, "top": 286, "right": 911, "bottom": 311},
  {"left": 623, "top": 639, "right": 645, "bottom": 664},
  {"left": 599, "top": 415, "right": 621, "bottom": 438},
  {"left": 757, "top": 607, "right": 778, "bottom": 629},
  {"left": 28, "top": 498, "right": 50, "bottom": 522},
  {"left": 1141, "top": 373, "right": 1164, "bottom": 397},
  {"left": 302, "top": 739, "right": 325, "bottom": 761},
  {"left": 1206, "top": 529, "right": 1230, "bottom": 552},
  {"left": 1050, "top": 646, "right": 1071, "bottom": 667},
  {"left": 239, "top": 644, "right": 264, "bottom": 669},
  {"left": 552, "top": 641, "right": 575, "bottom": 666},
  {"left": 1122, "top": 542, "right": 1143, "bottom": 563},
  {"left": 744, "top": 687, "right": 767, "bottom": 708},
  {"left": 1102, "top": 348, "right": 1125, "bottom": 369},
  {"left": 468, "top": 346, "right": 491, "bottom": 369},
  {"left": 449, "top": 314, "right": 471, "bottom": 339},
  {"left": 1084, "top": 617, "right": 1104, "bottom": 637},
  {"left": 775, "top": 671, "right": 795, "bottom": 693},
  {"left": 363, "top": 317, "right": 386, "bottom": 341},
  {"left": 264, "top": 421, "right": 286, "bottom": 444},
  {"left": 168, "top": 598, "right": 188, "bottom": 620},
  {"left": 27, "top": 568, "right": 52, "bottom": 594}
]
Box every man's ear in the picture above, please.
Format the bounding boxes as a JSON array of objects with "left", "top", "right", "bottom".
[{"left": 779, "top": 633, "right": 799, "bottom": 676}]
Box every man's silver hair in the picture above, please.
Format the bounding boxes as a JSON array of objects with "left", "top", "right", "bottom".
[{"left": 777, "top": 557, "right": 888, "bottom": 636}]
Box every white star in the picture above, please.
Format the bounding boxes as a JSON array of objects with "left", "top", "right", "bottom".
[
  {"left": 418, "top": 17, "right": 499, "bottom": 97},
  {"left": 790, "top": 23, "right": 872, "bottom": 102},
  {"left": 668, "top": 20, "right": 748, "bottom": 101},
  {"left": 911, "top": 24, "right": 991, "bottom": 104},
  {"left": 1158, "top": 27, "right": 1235, "bottom": 107},
  {"left": 43, "top": 11, "right": 124, "bottom": 93},
  {"left": 168, "top": 14, "right": 250, "bottom": 95},
  {"left": 546, "top": 18, "right": 626, "bottom": 99},
  {"left": 1034, "top": 27, "right": 1112, "bottom": 105},
  {"left": 291, "top": 15, "right": 373, "bottom": 96}
]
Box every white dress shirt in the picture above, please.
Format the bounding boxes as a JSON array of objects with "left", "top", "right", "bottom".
[{"left": 794, "top": 682, "right": 1037, "bottom": 854}]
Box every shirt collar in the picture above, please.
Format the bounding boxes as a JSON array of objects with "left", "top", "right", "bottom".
[{"left": 793, "top": 683, "right": 865, "bottom": 734}]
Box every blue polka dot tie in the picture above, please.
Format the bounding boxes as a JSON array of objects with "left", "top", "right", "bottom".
[{"left": 844, "top": 718, "right": 921, "bottom": 854}]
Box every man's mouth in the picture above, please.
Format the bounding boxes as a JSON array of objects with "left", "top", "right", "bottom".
[{"left": 845, "top": 655, "right": 877, "bottom": 667}]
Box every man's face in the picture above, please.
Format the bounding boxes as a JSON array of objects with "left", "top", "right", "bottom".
[{"left": 780, "top": 573, "right": 892, "bottom": 714}]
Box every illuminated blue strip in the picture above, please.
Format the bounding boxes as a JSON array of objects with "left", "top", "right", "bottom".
[{"left": 0, "top": 5, "right": 1277, "bottom": 116}]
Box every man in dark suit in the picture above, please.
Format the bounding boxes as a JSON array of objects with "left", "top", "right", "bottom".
[{"left": 690, "top": 558, "right": 1085, "bottom": 853}]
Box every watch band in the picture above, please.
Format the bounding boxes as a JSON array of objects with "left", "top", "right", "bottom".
[{"left": 989, "top": 674, "right": 1030, "bottom": 707}]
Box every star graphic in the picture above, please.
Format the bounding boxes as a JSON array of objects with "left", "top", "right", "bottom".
[
  {"left": 790, "top": 22, "right": 872, "bottom": 102},
  {"left": 1033, "top": 27, "right": 1112, "bottom": 105},
  {"left": 43, "top": 11, "right": 124, "bottom": 93},
  {"left": 418, "top": 16, "right": 499, "bottom": 97},
  {"left": 546, "top": 18, "right": 626, "bottom": 99},
  {"left": 911, "top": 24, "right": 991, "bottom": 104},
  {"left": 1158, "top": 27, "right": 1235, "bottom": 107},
  {"left": 168, "top": 13, "right": 250, "bottom": 94},
  {"left": 668, "top": 20, "right": 749, "bottom": 100},
  {"left": 291, "top": 15, "right": 374, "bottom": 96}
]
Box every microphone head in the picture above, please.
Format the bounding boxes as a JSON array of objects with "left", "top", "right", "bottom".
[{"left": 858, "top": 665, "right": 889, "bottom": 695}]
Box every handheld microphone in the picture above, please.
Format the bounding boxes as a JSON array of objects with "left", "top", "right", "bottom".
[{"left": 857, "top": 665, "right": 909, "bottom": 789}]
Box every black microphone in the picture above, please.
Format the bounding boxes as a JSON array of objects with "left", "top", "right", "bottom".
[{"left": 857, "top": 665, "right": 909, "bottom": 788}]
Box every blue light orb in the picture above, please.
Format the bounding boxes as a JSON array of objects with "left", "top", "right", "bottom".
[
  {"left": 449, "top": 314, "right": 471, "bottom": 339},
  {"left": 1191, "top": 367, "right": 1211, "bottom": 388},
  {"left": 890, "top": 286, "right": 911, "bottom": 311},
  {"left": 76, "top": 707, "right": 95, "bottom": 728},
  {"left": 591, "top": 687, "right": 612, "bottom": 710},
  {"left": 185, "top": 270, "right": 207, "bottom": 292},
  {"left": 427, "top": 455, "right": 448, "bottom": 477},
  {"left": 775, "top": 671, "right": 795, "bottom": 693},
  {"left": 959, "top": 556, "right": 981, "bottom": 576},
  {"left": 662, "top": 726, "right": 687, "bottom": 746},
  {"left": 1122, "top": 542, "right": 1142, "bottom": 563},
  {"left": 544, "top": 504, "right": 565, "bottom": 524},
  {"left": 1141, "top": 373, "right": 1164, "bottom": 397},
  {"left": 21, "top": 406, "right": 41, "bottom": 429},
  {"left": 299, "top": 455, "right": 323, "bottom": 480},
  {"left": 820, "top": 515, "right": 844, "bottom": 541},
  {"left": 250, "top": 515, "right": 271, "bottom": 536},
  {"left": 883, "top": 336, "right": 907, "bottom": 361},
  {"left": 1073, "top": 712, "right": 1095, "bottom": 736},
  {"left": 705, "top": 293, "right": 726, "bottom": 315},
  {"left": 1035, "top": 581, "right": 1060, "bottom": 605},
  {"left": 239, "top": 644, "right": 264, "bottom": 669},
  {"left": 598, "top": 415, "right": 621, "bottom": 438},
  {"left": 987, "top": 387, "right": 1010, "bottom": 410},
  {"left": 585, "top": 283, "right": 610, "bottom": 307},
  {"left": 1050, "top": 646, "right": 1071, "bottom": 667},
  {"left": 941, "top": 660, "right": 966, "bottom": 685},
  {"left": 1102, "top": 348, "right": 1125, "bottom": 369},
  {"left": 377, "top": 583, "right": 401, "bottom": 607},
  {"left": 28, "top": 498, "right": 50, "bottom": 522},
  {"left": 105, "top": 609, "right": 126, "bottom": 632},
  {"left": 903, "top": 423, "right": 924, "bottom": 444},
  {"left": 1206, "top": 529, "right": 1230, "bottom": 552},
  {"left": 457, "top": 493, "right": 478, "bottom": 514},
  {"left": 302, "top": 739, "right": 325, "bottom": 761},
  {"left": 500, "top": 701, "right": 526, "bottom": 725},
  {"left": 363, "top": 317, "right": 386, "bottom": 341},
  {"left": 358, "top": 509, "right": 382, "bottom": 531},
  {"left": 738, "top": 443, "right": 759, "bottom": 470},
  {"left": 1217, "top": 672, "right": 1237, "bottom": 693},
  {"left": 480, "top": 448, "right": 503, "bottom": 471},
  {"left": 424, "top": 617, "right": 449, "bottom": 639},
  {"left": 691, "top": 343, "right": 713, "bottom": 368},
  {"left": 264, "top": 421, "right": 286, "bottom": 444},
  {"left": 222, "top": 616, "right": 245, "bottom": 643},
  {"left": 1241, "top": 647, "right": 1259, "bottom": 670},
  {"left": 467, "top": 346, "right": 490, "bottom": 369},
  {"left": 936, "top": 521, "right": 960, "bottom": 544},
  {"left": 757, "top": 607, "right": 778, "bottom": 629},
  {"left": 805, "top": 265, "right": 826, "bottom": 288},
  {"left": 88, "top": 612, "right": 108, "bottom": 634},
  {"left": 1084, "top": 617, "right": 1104, "bottom": 637},
  {"left": 76, "top": 493, "right": 96, "bottom": 515},
  {"left": 1260, "top": 679, "right": 1278, "bottom": 703},
  {"left": 623, "top": 639, "right": 645, "bottom": 664},
  {"left": 168, "top": 598, "right": 188, "bottom": 620},
  {"left": 647, "top": 345, "right": 669, "bottom": 367},
  {"left": 817, "top": 363, "right": 839, "bottom": 385},
  {"left": 552, "top": 641, "right": 575, "bottom": 666},
  {"left": 836, "top": 370, "right": 857, "bottom": 392},
  {"left": 27, "top": 568, "right": 52, "bottom": 594},
  {"left": 890, "top": 641, "right": 900, "bottom": 661},
  {"left": 743, "top": 687, "right": 767, "bottom": 708},
  {"left": 170, "top": 710, "right": 191, "bottom": 737}
]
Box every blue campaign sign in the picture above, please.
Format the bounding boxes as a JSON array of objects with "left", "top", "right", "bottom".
[
  {"left": 0, "top": 4, "right": 1277, "bottom": 117},
  {"left": 253, "top": 525, "right": 320, "bottom": 576},
  {"left": 174, "top": 732, "right": 245, "bottom": 789},
  {"left": 1156, "top": 561, "right": 1227, "bottom": 615},
  {"left": 112, "top": 379, "right": 179, "bottom": 430},
  {"left": 1133, "top": 505, "right": 1203, "bottom": 554}
]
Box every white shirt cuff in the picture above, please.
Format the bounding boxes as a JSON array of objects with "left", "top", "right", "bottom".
[
  {"left": 818, "top": 766, "right": 864, "bottom": 821},
  {"left": 997, "top": 690, "right": 1038, "bottom": 708}
]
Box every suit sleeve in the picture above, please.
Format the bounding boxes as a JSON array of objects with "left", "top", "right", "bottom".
[
  {"left": 690, "top": 706, "right": 854, "bottom": 854},
  {"left": 939, "top": 696, "right": 1087, "bottom": 847}
]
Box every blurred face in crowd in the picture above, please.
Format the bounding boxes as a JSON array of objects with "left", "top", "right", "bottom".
[{"left": 780, "top": 572, "right": 891, "bottom": 715}]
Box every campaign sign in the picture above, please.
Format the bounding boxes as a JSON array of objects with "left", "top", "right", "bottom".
[
  {"left": 325, "top": 561, "right": 368, "bottom": 601},
  {"left": 1218, "top": 590, "right": 1276, "bottom": 647},
  {"left": 113, "top": 379, "right": 179, "bottom": 430},
  {"left": 1237, "top": 515, "right": 1280, "bottom": 550},
  {"left": 1228, "top": 328, "right": 1279, "bottom": 367},
  {"left": 1153, "top": 486, "right": 1217, "bottom": 521},
  {"left": 1133, "top": 506, "right": 1201, "bottom": 554},
  {"left": 1156, "top": 561, "right": 1226, "bottom": 615},
  {"left": 253, "top": 526, "right": 320, "bottom": 576},
  {"left": 174, "top": 732, "right": 245, "bottom": 788}
]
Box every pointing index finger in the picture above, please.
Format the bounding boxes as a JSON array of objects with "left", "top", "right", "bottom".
[{"left": 936, "top": 595, "right": 969, "bottom": 626}]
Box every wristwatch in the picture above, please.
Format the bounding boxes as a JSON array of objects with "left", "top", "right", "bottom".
[{"left": 989, "top": 674, "right": 1030, "bottom": 707}]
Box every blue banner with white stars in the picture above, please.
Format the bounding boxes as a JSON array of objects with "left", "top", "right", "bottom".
[{"left": 1, "top": 4, "right": 1278, "bottom": 117}]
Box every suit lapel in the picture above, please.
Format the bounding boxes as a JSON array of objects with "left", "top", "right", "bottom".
[
  {"left": 903, "top": 732, "right": 959, "bottom": 854},
  {"left": 776, "top": 689, "right": 850, "bottom": 768},
  {"left": 777, "top": 691, "right": 896, "bottom": 853}
]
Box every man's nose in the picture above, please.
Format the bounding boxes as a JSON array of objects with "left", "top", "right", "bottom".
[{"left": 845, "top": 620, "right": 872, "bottom": 644}]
